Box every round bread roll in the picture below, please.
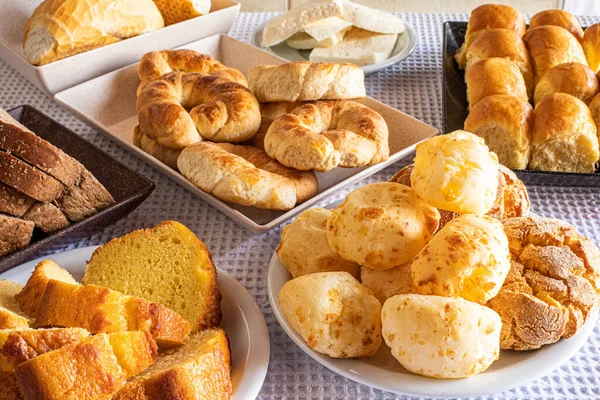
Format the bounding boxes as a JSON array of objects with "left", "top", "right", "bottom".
[
  {"left": 360, "top": 263, "right": 414, "bottom": 304},
  {"left": 589, "top": 92, "right": 600, "bottom": 130},
  {"left": 466, "top": 29, "right": 533, "bottom": 97},
  {"left": 464, "top": 94, "right": 533, "bottom": 169},
  {"left": 411, "top": 130, "right": 499, "bottom": 215},
  {"left": 132, "top": 125, "right": 181, "bottom": 169},
  {"left": 327, "top": 182, "right": 439, "bottom": 271},
  {"left": 524, "top": 25, "right": 587, "bottom": 86},
  {"left": 529, "top": 9, "right": 584, "bottom": 42},
  {"left": 498, "top": 165, "right": 530, "bottom": 218},
  {"left": 466, "top": 58, "right": 528, "bottom": 108},
  {"left": 411, "top": 214, "right": 511, "bottom": 304},
  {"left": 277, "top": 208, "right": 360, "bottom": 279},
  {"left": 583, "top": 23, "right": 600, "bottom": 74},
  {"left": 530, "top": 93, "right": 599, "bottom": 173},
  {"left": 381, "top": 294, "right": 501, "bottom": 379},
  {"left": 278, "top": 272, "right": 382, "bottom": 358},
  {"left": 533, "top": 62, "right": 599, "bottom": 105}
]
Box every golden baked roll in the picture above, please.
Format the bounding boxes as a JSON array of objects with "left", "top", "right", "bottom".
[
  {"left": 464, "top": 94, "right": 533, "bottom": 169},
  {"left": 499, "top": 165, "right": 530, "bottom": 218},
  {"left": 524, "top": 25, "right": 587, "bottom": 86},
  {"left": 327, "top": 182, "right": 439, "bottom": 270},
  {"left": 411, "top": 130, "right": 499, "bottom": 215},
  {"left": 466, "top": 58, "right": 528, "bottom": 108},
  {"left": 533, "top": 62, "right": 599, "bottom": 105},
  {"left": 583, "top": 23, "right": 600, "bottom": 74},
  {"left": 133, "top": 125, "right": 181, "bottom": 169},
  {"left": 589, "top": 91, "right": 600, "bottom": 130},
  {"left": 278, "top": 272, "right": 382, "bottom": 358},
  {"left": 530, "top": 93, "right": 599, "bottom": 172},
  {"left": 382, "top": 294, "right": 501, "bottom": 379},
  {"left": 529, "top": 9, "right": 584, "bottom": 42},
  {"left": 465, "top": 29, "right": 533, "bottom": 97},
  {"left": 251, "top": 101, "right": 308, "bottom": 150},
  {"left": 360, "top": 263, "right": 414, "bottom": 304}
]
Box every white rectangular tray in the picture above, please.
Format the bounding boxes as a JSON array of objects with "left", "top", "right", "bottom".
[
  {"left": 54, "top": 34, "right": 439, "bottom": 233},
  {"left": 0, "top": 0, "right": 240, "bottom": 95}
]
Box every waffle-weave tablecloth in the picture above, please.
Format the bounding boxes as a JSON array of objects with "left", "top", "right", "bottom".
[{"left": 1, "top": 12, "right": 600, "bottom": 400}]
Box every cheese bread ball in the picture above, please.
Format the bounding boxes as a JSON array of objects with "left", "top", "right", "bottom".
[
  {"left": 327, "top": 182, "right": 440, "bottom": 270},
  {"left": 277, "top": 208, "right": 360, "bottom": 279},
  {"left": 411, "top": 130, "right": 499, "bottom": 214},
  {"left": 278, "top": 272, "right": 382, "bottom": 358},
  {"left": 411, "top": 214, "right": 511, "bottom": 304},
  {"left": 381, "top": 294, "right": 501, "bottom": 378},
  {"left": 360, "top": 263, "right": 415, "bottom": 304}
]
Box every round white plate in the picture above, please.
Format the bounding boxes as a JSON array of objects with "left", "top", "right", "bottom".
[
  {"left": 252, "top": 21, "right": 418, "bottom": 76},
  {"left": 1, "top": 247, "right": 270, "bottom": 400},
  {"left": 267, "top": 204, "right": 598, "bottom": 398}
]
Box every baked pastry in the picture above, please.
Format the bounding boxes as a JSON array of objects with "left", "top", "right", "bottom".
[
  {"left": 529, "top": 9, "right": 584, "bottom": 43},
  {"left": 278, "top": 272, "right": 382, "bottom": 358},
  {"left": 151, "top": 0, "right": 211, "bottom": 26},
  {"left": 23, "top": 0, "right": 164, "bottom": 65},
  {"left": 533, "top": 62, "right": 599, "bottom": 105},
  {"left": 360, "top": 263, "right": 414, "bottom": 304},
  {"left": 0, "top": 280, "right": 30, "bottom": 330},
  {"left": 464, "top": 94, "right": 533, "bottom": 169},
  {"left": 499, "top": 165, "right": 530, "bottom": 218},
  {"left": 583, "top": 23, "right": 600, "bottom": 74},
  {"left": 411, "top": 130, "right": 499, "bottom": 215},
  {"left": 381, "top": 294, "right": 501, "bottom": 378},
  {"left": 530, "top": 93, "right": 599, "bottom": 173},
  {"left": 83, "top": 220, "right": 222, "bottom": 332},
  {"left": 0, "top": 214, "right": 34, "bottom": 258},
  {"left": 248, "top": 62, "right": 365, "bottom": 102},
  {"left": 590, "top": 92, "right": 600, "bottom": 130},
  {"left": 327, "top": 182, "right": 439, "bottom": 270},
  {"left": 465, "top": 29, "right": 533, "bottom": 97},
  {"left": 265, "top": 101, "right": 389, "bottom": 172},
  {"left": 487, "top": 217, "right": 600, "bottom": 350},
  {"left": 251, "top": 101, "right": 308, "bottom": 150},
  {"left": 133, "top": 125, "right": 181, "bottom": 169},
  {"left": 524, "top": 25, "right": 587, "bottom": 86},
  {"left": 137, "top": 70, "right": 260, "bottom": 148},
  {"left": 465, "top": 58, "right": 528, "bottom": 108}
]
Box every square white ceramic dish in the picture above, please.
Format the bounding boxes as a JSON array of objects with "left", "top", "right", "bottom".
[
  {"left": 54, "top": 34, "right": 439, "bottom": 234},
  {"left": 0, "top": 0, "right": 240, "bottom": 95}
]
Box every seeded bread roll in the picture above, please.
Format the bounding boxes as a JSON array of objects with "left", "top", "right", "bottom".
[
  {"left": 529, "top": 9, "right": 584, "bottom": 42},
  {"left": 533, "top": 62, "right": 599, "bottom": 105},
  {"left": 466, "top": 58, "right": 528, "bottom": 108},
  {"left": 583, "top": 23, "right": 600, "bottom": 74}
]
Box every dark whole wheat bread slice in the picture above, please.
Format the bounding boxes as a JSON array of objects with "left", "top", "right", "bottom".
[
  {"left": 0, "top": 214, "right": 34, "bottom": 257},
  {"left": 23, "top": 202, "right": 70, "bottom": 233},
  {"left": 55, "top": 168, "right": 115, "bottom": 222},
  {"left": 0, "top": 182, "right": 35, "bottom": 218}
]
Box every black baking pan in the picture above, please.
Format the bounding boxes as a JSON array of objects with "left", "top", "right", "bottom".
[
  {"left": 442, "top": 21, "right": 600, "bottom": 187},
  {"left": 0, "top": 105, "right": 155, "bottom": 273}
]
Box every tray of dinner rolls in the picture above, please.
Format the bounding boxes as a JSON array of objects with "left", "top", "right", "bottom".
[
  {"left": 54, "top": 34, "right": 439, "bottom": 233},
  {"left": 443, "top": 5, "right": 600, "bottom": 186}
]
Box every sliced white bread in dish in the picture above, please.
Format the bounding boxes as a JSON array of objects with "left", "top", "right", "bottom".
[
  {"left": 303, "top": 16, "right": 352, "bottom": 41},
  {"left": 287, "top": 28, "right": 349, "bottom": 49},
  {"left": 341, "top": 0, "right": 405, "bottom": 34}
]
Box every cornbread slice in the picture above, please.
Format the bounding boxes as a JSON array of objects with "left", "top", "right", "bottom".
[
  {"left": 113, "top": 328, "right": 232, "bottom": 400},
  {"left": 0, "top": 372, "right": 21, "bottom": 400},
  {"left": 0, "top": 281, "right": 30, "bottom": 330},
  {"left": 83, "top": 221, "right": 221, "bottom": 332}
]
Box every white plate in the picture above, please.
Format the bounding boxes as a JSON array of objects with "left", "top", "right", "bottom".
[
  {"left": 267, "top": 204, "right": 598, "bottom": 398},
  {"left": 252, "top": 21, "right": 418, "bottom": 75},
  {"left": 54, "top": 34, "right": 439, "bottom": 234},
  {"left": 0, "top": 246, "right": 270, "bottom": 400},
  {"left": 0, "top": 0, "right": 240, "bottom": 94}
]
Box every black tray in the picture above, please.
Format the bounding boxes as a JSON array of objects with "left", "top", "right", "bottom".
[
  {"left": 442, "top": 21, "right": 600, "bottom": 187},
  {"left": 0, "top": 105, "right": 155, "bottom": 273}
]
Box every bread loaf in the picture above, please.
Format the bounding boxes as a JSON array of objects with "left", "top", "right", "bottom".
[
  {"left": 533, "top": 62, "right": 599, "bottom": 105},
  {"left": 151, "top": 0, "right": 211, "bottom": 25},
  {"left": 22, "top": 202, "right": 70, "bottom": 233},
  {"left": 0, "top": 280, "right": 30, "bottom": 330},
  {"left": 583, "top": 23, "right": 600, "bottom": 74},
  {"left": 0, "top": 152, "right": 64, "bottom": 203},
  {"left": 54, "top": 168, "right": 115, "bottom": 222},
  {"left": 0, "top": 182, "right": 35, "bottom": 218},
  {"left": 0, "top": 215, "right": 34, "bottom": 258},
  {"left": 465, "top": 58, "right": 528, "bottom": 108},
  {"left": 589, "top": 92, "right": 600, "bottom": 130},
  {"left": 529, "top": 9, "right": 584, "bottom": 42}
]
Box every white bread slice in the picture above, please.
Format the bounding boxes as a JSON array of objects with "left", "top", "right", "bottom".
[
  {"left": 287, "top": 28, "right": 349, "bottom": 50},
  {"left": 310, "top": 28, "right": 398, "bottom": 66},
  {"left": 342, "top": 0, "right": 405, "bottom": 34},
  {"left": 303, "top": 16, "right": 352, "bottom": 41}
]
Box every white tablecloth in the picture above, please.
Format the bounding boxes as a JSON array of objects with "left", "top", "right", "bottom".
[{"left": 1, "top": 12, "right": 600, "bottom": 400}]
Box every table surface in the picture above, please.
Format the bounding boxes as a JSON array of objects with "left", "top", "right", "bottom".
[{"left": 1, "top": 12, "right": 600, "bottom": 400}]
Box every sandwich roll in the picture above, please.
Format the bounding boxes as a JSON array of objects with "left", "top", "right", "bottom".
[
  {"left": 534, "top": 62, "right": 599, "bottom": 105},
  {"left": 529, "top": 9, "right": 584, "bottom": 42},
  {"left": 465, "top": 58, "right": 528, "bottom": 108},
  {"left": 583, "top": 23, "right": 600, "bottom": 74}
]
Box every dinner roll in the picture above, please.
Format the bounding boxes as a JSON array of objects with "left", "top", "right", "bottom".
[
  {"left": 466, "top": 58, "right": 528, "bottom": 108},
  {"left": 327, "top": 183, "right": 439, "bottom": 270},
  {"left": 381, "top": 294, "right": 501, "bottom": 379},
  {"left": 411, "top": 130, "right": 499, "bottom": 215},
  {"left": 464, "top": 94, "right": 533, "bottom": 169},
  {"left": 360, "top": 263, "right": 414, "bottom": 304},
  {"left": 524, "top": 25, "right": 587, "bottom": 86},
  {"left": 411, "top": 214, "right": 511, "bottom": 304},
  {"left": 530, "top": 93, "right": 599, "bottom": 173},
  {"left": 589, "top": 92, "right": 600, "bottom": 129},
  {"left": 278, "top": 272, "right": 382, "bottom": 358},
  {"left": 277, "top": 208, "right": 360, "bottom": 279},
  {"left": 583, "top": 23, "right": 600, "bottom": 74},
  {"left": 529, "top": 9, "right": 584, "bottom": 42},
  {"left": 533, "top": 62, "right": 599, "bottom": 105},
  {"left": 466, "top": 29, "right": 533, "bottom": 97},
  {"left": 499, "top": 165, "right": 530, "bottom": 218}
]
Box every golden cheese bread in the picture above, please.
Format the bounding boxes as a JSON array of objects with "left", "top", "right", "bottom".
[
  {"left": 360, "top": 263, "right": 414, "bottom": 304},
  {"left": 248, "top": 62, "right": 366, "bottom": 102},
  {"left": 533, "top": 62, "right": 599, "bottom": 105},
  {"left": 264, "top": 101, "right": 389, "bottom": 172},
  {"left": 0, "top": 280, "right": 30, "bottom": 330},
  {"left": 133, "top": 125, "right": 181, "bottom": 169},
  {"left": 529, "top": 9, "right": 584, "bottom": 42},
  {"left": 23, "top": 0, "right": 164, "bottom": 65},
  {"left": 465, "top": 58, "right": 528, "bottom": 108},
  {"left": 583, "top": 23, "right": 600, "bottom": 74},
  {"left": 530, "top": 93, "right": 599, "bottom": 173},
  {"left": 151, "top": 0, "right": 211, "bottom": 26}
]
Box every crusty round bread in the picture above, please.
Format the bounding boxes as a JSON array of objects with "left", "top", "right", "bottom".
[
  {"left": 411, "top": 130, "right": 499, "bottom": 215},
  {"left": 136, "top": 71, "right": 260, "bottom": 148},
  {"left": 264, "top": 101, "right": 389, "bottom": 172},
  {"left": 498, "top": 165, "right": 530, "bottom": 218},
  {"left": 132, "top": 125, "right": 181, "bottom": 169},
  {"left": 248, "top": 62, "right": 365, "bottom": 102},
  {"left": 465, "top": 58, "right": 528, "bottom": 108},
  {"left": 278, "top": 272, "right": 382, "bottom": 358},
  {"left": 464, "top": 94, "right": 533, "bottom": 169},
  {"left": 524, "top": 25, "right": 588, "bottom": 86},
  {"left": 326, "top": 182, "right": 439, "bottom": 270},
  {"left": 583, "top": 23, "right": 600, "bottom": 74},
  {"left": 529, "top": 9, "right": 584, "bottom": 42},
  {"left": 465, "top": 29, "right": 533, "bottom": 97},
  {"left": 530, "top": 93, "right": 599, "bottom": 173},
  {"left": 533, "top": 62, "right": 599, "bottom": 105},
  {"left": 151, "top": 0, "right": 210, "bottom": 26},
  {"left": 382, "top": 294, "right": 501, "bottom": 379},
  {"left": 589, "top": 92, "right": 600, "bottom": 129},
  {"left": 360, "top": 263, "right": 414, "bottom": 304}
]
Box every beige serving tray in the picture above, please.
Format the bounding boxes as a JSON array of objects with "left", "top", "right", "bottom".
[
  {"left": 0, "top": 0, "right": 240, "bottom": 95},
  {"left": 54, "top": 34, "right": 439, "bottom": 233}
]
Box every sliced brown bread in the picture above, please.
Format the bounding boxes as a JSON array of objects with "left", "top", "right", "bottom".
[
  {"left": 0, "top": 281, "right": 30, "bottom": 330},
  {"left": 0, "top": 214, "right": 34, "bottom": 258},
  {"left": 0, "top": 182, "right": 34, "bottom": 218},
  {"left": 22, "top": 202, "right": 69, "bottom": 234},
  {"left": 55, "top": 168, "right": 115, "bottom": 222},
  {"left": 83, "top": 221, "right": 221, "bottom": 333}
]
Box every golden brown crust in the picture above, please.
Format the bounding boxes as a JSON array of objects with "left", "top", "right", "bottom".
[
  {"left": 530, "top": 9, "right": 584, "bottom": 42},
  {"left": 534, "top": 62, "right": 599, "bottom": 105},
  {"left": 498, "top": 165, "right": 530, "bottom": 218},
  {"left": 583, "top": 23, "right": 600, "bottom": 74},
  {"left": 132, "top": 125, "right": 181, "bottom": 170},
  {"left": 0, "top": 152, "right": 64, "bottom": 203},
  {"left": 0, "top": 372, "right": 21, "bottom": 400},
  {"left": 465, "top": 58, "right": 528, "bottom": 108}
]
